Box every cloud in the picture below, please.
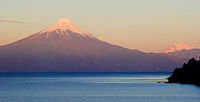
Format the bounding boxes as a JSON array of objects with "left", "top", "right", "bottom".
[{"left": 0, "top": 19, "right": 25, "bottom": 24}]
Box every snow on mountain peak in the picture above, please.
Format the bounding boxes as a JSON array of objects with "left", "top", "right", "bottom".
[
  {"left": 161, "top": 42, "right": 195, "bottom": 53},
  {"left": 40, "top": 18, "right": 94, "bottom": 38}
]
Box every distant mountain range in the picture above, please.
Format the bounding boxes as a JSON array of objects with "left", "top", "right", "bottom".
[
  {"left": 160, "top": 42, "right": 200, "bottom": 61},
  {"left": 161, "top": 42, "right": 195, "bottom": 53},
  {"left": 165, "top": 49, "right": 200, "bottom": 60},
  {"left": 0, "top": 18, "right": 197, "bottom": 72}
]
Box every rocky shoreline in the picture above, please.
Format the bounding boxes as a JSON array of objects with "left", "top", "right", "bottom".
[{"left": 168, "top": 58, "right": 200, "bottom": 85}]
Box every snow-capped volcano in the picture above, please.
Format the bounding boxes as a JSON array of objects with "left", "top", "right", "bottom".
[
  {"left": 0, "top": 18, "right": 180, "bottom": 72},
  {"left": 161, "top": 42, "right": 195, "bottom": 53},
  {"left": 40, "top": 18, "right": 94, "bottom": 38}
]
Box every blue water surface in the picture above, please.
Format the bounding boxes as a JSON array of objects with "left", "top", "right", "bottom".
[{"left": 0, "top": 72, "right": 200, "bottom": 102}]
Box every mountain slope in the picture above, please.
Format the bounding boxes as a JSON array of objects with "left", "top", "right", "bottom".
[{"left": 0, "top": 18, "right": 181, "bottom": 72}]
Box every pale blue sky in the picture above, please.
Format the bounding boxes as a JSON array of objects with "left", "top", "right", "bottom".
[{"left": 0, "top": 0, "right": 200, "bottom": 52}]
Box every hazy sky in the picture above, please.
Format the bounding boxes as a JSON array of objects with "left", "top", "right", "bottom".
[{"left": 0, "top": 0, "right": 200, "bottom": 52}]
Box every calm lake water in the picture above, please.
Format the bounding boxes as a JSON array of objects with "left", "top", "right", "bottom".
[{"left": 0, "top": 72, "right": 200, "bottom": 102}]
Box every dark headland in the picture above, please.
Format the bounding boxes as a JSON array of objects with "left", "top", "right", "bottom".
[{"left": 168, "top": 57, "right": 200, "bottom": 85}]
